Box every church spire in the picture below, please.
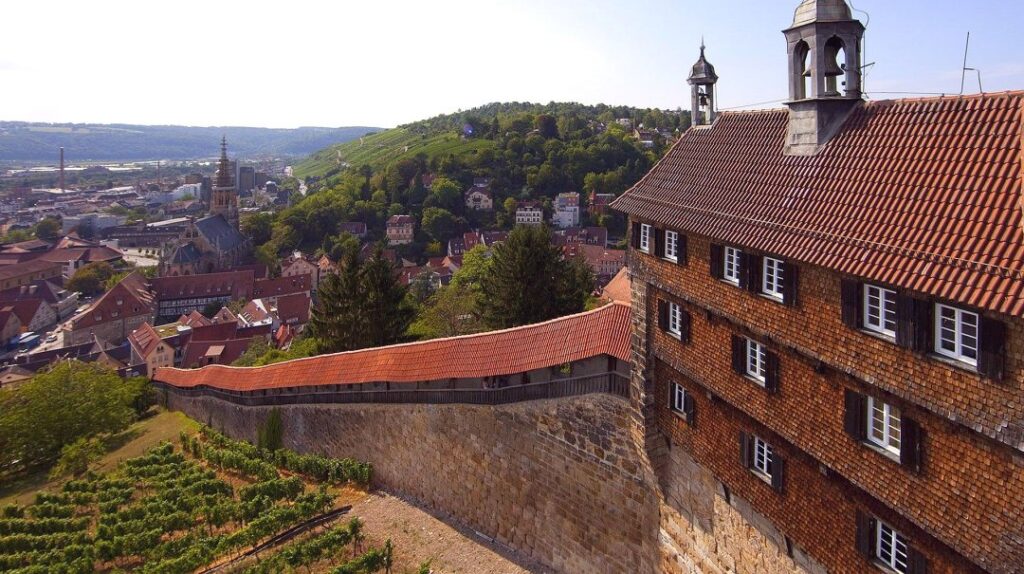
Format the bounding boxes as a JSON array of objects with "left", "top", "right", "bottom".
[
  {"left": 210, "top": 137, "right": 239, "bottom": 229},
  {"left": 215, "top": 136, "right": 233, "bottom": 189}
]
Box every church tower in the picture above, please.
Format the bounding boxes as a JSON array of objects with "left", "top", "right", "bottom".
[
  {"left": 210, "top": 137, "right": 239, "bottom": 229},
  {"left": 782, "top": 0, "right": 864, "bottom": 155},
  {"left": 688, "top": 41, "right": 718, "bottom": 126}
]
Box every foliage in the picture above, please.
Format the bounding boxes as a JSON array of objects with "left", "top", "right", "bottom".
[
  {"left": 233, "top": 336, "right": 320, "bottom": 367},
  {"left": 256, "top": 409, "right": 284, "bottom": 452},
  {"left": 33, "top": 218, "right": 62, "bottom": 241},
  {"left": 66, "top": 261, "right": 116, "bottom": 296},
  {"left": 241, "top": 212, "right": 274, "bottom": 246},
  {"left": 0, "top": 361, "right": 148, "bottom": 472},
  {"left": 311, "top": 245, "right": 413, "bottom": 353},
  {"left": 48, "top": 437, "right": 106, "bottom": 480},
  {"left": 408, "top": 283, "right": 482, "bottom": 340},
  {"left": 479, "top": 225, "right": 595, "bottom": 328}
]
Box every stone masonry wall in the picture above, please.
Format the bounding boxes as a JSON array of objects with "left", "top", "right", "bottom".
[{"left": 166, "top": 391, "right": 657, "bottom": 574}]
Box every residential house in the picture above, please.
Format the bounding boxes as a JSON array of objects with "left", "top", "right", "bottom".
[
  {"left": 0, "top": 259, "right": 63, "bottom": 291},
  {"left": 151, "top": 269, "right": 254, "bottom": 320},
  {"left": 562, "top": 243, "right": 625, "bottom": 286},
  {"left": 5, "top": 299, "right": 57, "bottom": 333},
  {"left": 552, "top": 192, "right": 581, "bottom": 228},
  {"left": 253, "top": 273, "right": 311, "bottom": 306},
  {"left": 515, "top": 202, "right": 544, "bottom": 226},
  {"left": 552, "top": 226, "right": 608, "bottom": 248},
  {"left": 0, "top": 309, "right": 22, "bottom": 347},
  {"left": 588, "top": 192, "right": 616, "bottom": 218},
  {"left": 64, "top": 271, "right": 155, "bottom": 345},
  {"left": 386, "top": 215, "right": 415, "bottom": 245},
  {"left": 282, "top": 253, "right": 322, "bottom": 292},
  {"left": 179, "top": 321, "right": 271, "bottom": 368},
  {"left": 0, "top": 280, "right": 79, "bottom": 320},
  {"left": 127, "top": 322, "right": 177, "bottom": 374},
  {"left": 339, "top": 222, "right": 368, "bottom": 239},
  {"left": 465, "top": 179, "right": 494, "bottom": 211}
]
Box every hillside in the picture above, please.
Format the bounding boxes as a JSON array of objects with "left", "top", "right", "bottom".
[
  {"left": 0, "top": 123, "right": 382, "bottom": 163},
  {"left": 296, "top": 128, "right": 495, "bottom": 180},
  {"left": 294, "top": 101, "right": 685, "bottom": 180}
]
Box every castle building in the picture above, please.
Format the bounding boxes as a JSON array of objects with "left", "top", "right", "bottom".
[{"left": 613, "top": 1, "right": 1023, "bottom": 573}]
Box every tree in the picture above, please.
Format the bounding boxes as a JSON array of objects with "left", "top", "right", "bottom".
[
  {"left": 66, "top": 261, "right": 116, "bottom": 296},
  {"left": 410, "top": 283, "right": 482, "bottom": 339},
  {"left": 423, "top": 177, "right": 462, "bottom": 212},
  {"left": 310, "top": 249, "right": 364, "bottom": 353},
  {"left": 34, "top": 217, "right": 61, "bottom": 241},
  {"left": 535, "top": 114, "right": 560, "bottom": 139},
  {"left": 478, "top": 225, "right": 594, "bottom": 328},
  {"left": 360, "top": 245, "right": 414, "bottom": 347},
  {"left": 0, "top": 361, "right": 147, "bottom": 471},
  {"left": 241, "top": 212, "right": 274, "bottom": 246},
  {"left": 421, "top": 207, "right": 456, "bottom": 242},
  {"left": 257, "top": 409, "right": 284, "bottom": 452}
]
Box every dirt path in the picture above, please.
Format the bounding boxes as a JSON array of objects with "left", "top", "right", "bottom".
[{"left": 351, "top": 492, "right": 547, "bottom": 574}]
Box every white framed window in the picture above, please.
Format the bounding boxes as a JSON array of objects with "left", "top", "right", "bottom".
[
  {"left": 934, "top": 304, "right": 978, "bottom": 366},
  {"left": 671, "top": 383, "right": 686, "bottom": 413},
  {"left": 723, "top": 246, "right": 741, "bottom": 284},
  {"left": 863, "top": 284, "right": 897, "bottom": 336},
  {"left": 866, "top": 396, "right": 901, "bottom": 456},
  {"left": 745, "top": 339, "right": 767, "bottom": 383},
  {"left": 762, "top": 257, "right": 785, "bottom": 299},
  {"left": 876, "top": 520, "right": 909, "bottom": 574},
  {"left": 664, "top": 230, "right": 679, "bottom": 262},
  {"left": 668, "top": 302, "right": 683, "bottom": 338},
  {"left": 639, "top": 223, "right": 652, "bottom": 252},
  {"left": 752, "top": 436, "right": 773, "bottom": 478}
]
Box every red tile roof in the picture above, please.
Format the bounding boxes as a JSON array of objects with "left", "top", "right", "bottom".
[
  {"left": 252, "top": 274, "right": 310, "bottom": 299},
  {"left": 154, "top": 302, "right": 631, "bottom": 391},
  {"left": 275, "top": 293, "right": 310, "bottom": 325},
  {"left": 152, "top": 270, "right": 254, "bottom": 301},
  {"left": 601, "top": 267, "right": 632, "bottom": 306},
  {"left": 69, "top": 271, "right": 154, "bottom": 332},
  {"left": 128, "top": 322, "right": 162, "bottom": 358},
  {"left": 612, "top": 92, "right": 1024, "bottom": 317}
]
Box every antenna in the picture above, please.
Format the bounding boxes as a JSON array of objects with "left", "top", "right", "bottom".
[{"left": 960, "top": 32, "right": 971, "bottom": 95}]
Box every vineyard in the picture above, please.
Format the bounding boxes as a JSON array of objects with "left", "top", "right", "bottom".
[{"left": 0, "top": 426, "right": 417, "bottom": 574}]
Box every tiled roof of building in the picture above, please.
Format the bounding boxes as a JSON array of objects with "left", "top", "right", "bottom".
[
  {"left": 168, "top": 242, "right": 203, "bottom": 264},
  {"left": 275, "top": 293, "right": 310, "bottom": 325},
  {"left": 194, "top": 215, "right": 247, "bottom": 252},
  {"left": 0, "top": 259, "right": 61, "bottom": 282},
  {"left": 253, "top": 274, "right": 311, "bottom": 299},
  {"left": 39, "top": 245, "right": 123, "bottom": 264},
  {"left": 612, "top": 92, "right": 1024, "bottom": 316},
  {"left": 387, "top": 215, "right": 415, "bottom": 226},
  {"left": 152, "top": 270, "right": 254, "bottom": 301},
  {"left": 179, "top": 310, "right": 212, "bottom": 327},
  {"left": 128, "top": 322, "right": 162, "bottom": 358},
  {"left": 154, "top": 302, "right": 631, "bottom": 391},
  {"left": 0, "top": 280, "right": 67, "bottom": 305},
  {"left": 601, "top": 267, "right": 632, "bottom": 305},
  {"left": 5, "top": 299, "right": 44, "bottom": 326},
  {"left": 180, "top": 338, "right": 253, "bottom": 369},
  {"left": 211, "top": 307, "right": 238, "bottom": 325}
]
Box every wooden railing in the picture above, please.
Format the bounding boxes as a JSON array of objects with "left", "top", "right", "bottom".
[{"left": 153, "top": 371, "right": 630, "bottom": 408}]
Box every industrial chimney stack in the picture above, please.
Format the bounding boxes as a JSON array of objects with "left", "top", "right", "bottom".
[{"left": 59, "top": 147, "right": 65, "bottom": 192}]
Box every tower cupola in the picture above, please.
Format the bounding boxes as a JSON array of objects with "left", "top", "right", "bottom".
[
  {"left": 687, "top": 41, "right": 718, "bottom": 126},
  {"left": 783, "top": 0, "right": 864, "bottom": 155}
]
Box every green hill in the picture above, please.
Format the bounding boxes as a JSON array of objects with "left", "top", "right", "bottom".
[{"left": 295, "top": 128, "right": 495, "bottom": 180}]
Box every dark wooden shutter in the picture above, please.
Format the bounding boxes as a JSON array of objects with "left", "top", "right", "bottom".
[
  {"left": 906, "top": 547, "right": 929, "bottom": 574},
  {"left": 765, "top": 352, "right": 780, "bottom": 394},
  {"left": 653, "top": 228, "right": 665, "bottom": 258},
  {"left": 745, "top": 254, "right": 763, "bottom": 294},
  {"left": 677, "top": 234, "right": 689, "bottom": 266},
  {"left": 855, "top": 511, "right": 876, "bottom": 558},
  {"left": 731, "top": 336, "right": 746, "bottom": 375},
  {"left": 843, "top": 389, "right": 867, "bottom": 440},
  {"left": 897, "top": 295, "right": 932, "bottom": 352},
  {"left": 769, "top": 454, "right": 785, "bottom": 492},
  {"left": 683, "top": 392, "right": 696, "bottom": 426},
  {"left": 783, "top": 263, "right": 799, "bottom": 307},
  {"left": 709, "top": 244, "right": 724, "bottom": 279},
  {"left": 840, "top": 280, "right": 860, "bottom": 329},
  {"left": 900, "top": 416, "right": 923, "bottom": 472},
  {"left": 657, "top": 300, "right": 669, "bottom": 332},
  {"left": 737, "top": 252, "right": 750, "bottom": 290},
  {"left": 978, "top": 316, "right": 1006, "bottom": 382},
  {"left": 631, "top": 222, "right": 641, "bottom": 249},
  {"left": 739, "top": 431, "right": 751, "bottom": 469},
  {"left": 678, "top": 309, "right": 691, "bottom": 344}
]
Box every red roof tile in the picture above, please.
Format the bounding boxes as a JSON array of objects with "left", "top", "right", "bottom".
[
  {"left": 612, "top": 92, "right": 1024, "bottom": 317},
  {"left": 154, "top": 302, "right": 631, "bottom": 391}
]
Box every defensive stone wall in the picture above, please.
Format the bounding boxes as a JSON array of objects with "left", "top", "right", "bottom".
[{"left": 166, "top": 391, "right": 657, "bottom": 574}]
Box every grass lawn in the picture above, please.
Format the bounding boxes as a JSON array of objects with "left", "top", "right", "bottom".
[{"left": 0, "top": 408, "right": 198, "bottom": 506}]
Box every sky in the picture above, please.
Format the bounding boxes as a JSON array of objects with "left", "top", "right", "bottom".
[{"left": 1, "top": 0, "right": 1022, "bottom": 129}]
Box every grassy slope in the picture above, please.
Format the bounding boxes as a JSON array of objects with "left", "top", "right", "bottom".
[
  {"left": 294, "top": 128, "right": 495, "bottom": 179},
  {"left": 0, "top": 409, "right": 198, "bottom": 507}
]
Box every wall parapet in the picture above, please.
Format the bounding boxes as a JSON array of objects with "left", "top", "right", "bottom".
[{"left": 155, "top": 371, "right": 630, "bottom": 408}]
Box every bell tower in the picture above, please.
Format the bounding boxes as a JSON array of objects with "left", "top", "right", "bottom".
[
  {"left": 783, "top": 0, "right": 864, "bottom": 155},
  {"left": 210, "top": 137, "right": 239, "bottom": 229},
  {"left": 688, "top": 40, "right": 719, "bottom": 127}
]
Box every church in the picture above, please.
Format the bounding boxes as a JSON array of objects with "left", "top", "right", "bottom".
[{"left": 161, "top": 138, "right": 250, "bottom": 277}]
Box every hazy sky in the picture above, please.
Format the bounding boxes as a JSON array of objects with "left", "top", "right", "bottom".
[{"left": 2, "top": 1, "right": 1022, "bottom": 128}]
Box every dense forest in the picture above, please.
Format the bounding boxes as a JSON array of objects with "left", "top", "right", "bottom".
[{"left": 262, "top": 102, "right": 689, "bottom": 263}]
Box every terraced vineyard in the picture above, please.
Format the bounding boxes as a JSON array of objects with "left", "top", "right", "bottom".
[
  {"left": 0, "top": 427, "right": 401, "bottom": 574},
  {"left": 294, "top": 128, "right": 496, "bottom": 179}
]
